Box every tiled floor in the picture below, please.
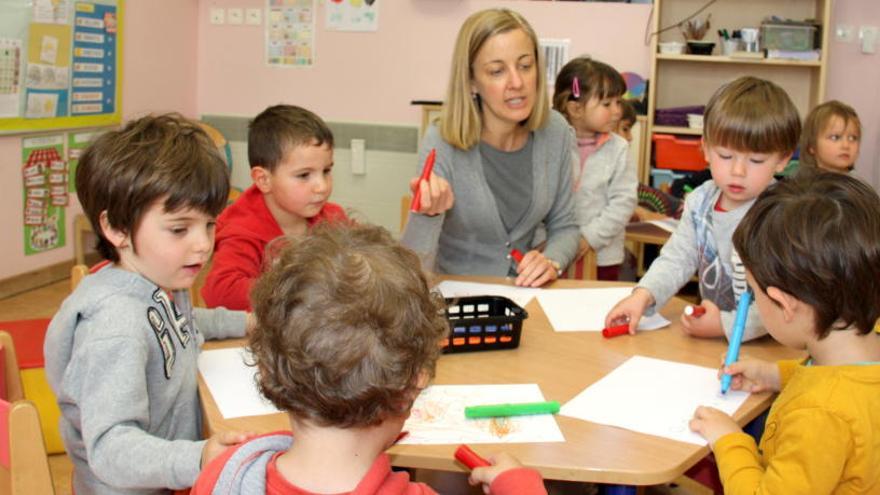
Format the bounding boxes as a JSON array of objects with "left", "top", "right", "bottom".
[{"left": 2, "top": 278, "right": 709, "bottom": 495}]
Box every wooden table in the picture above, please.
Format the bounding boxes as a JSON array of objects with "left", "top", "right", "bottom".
[{"left": 199, "top": 277, "right": 800, "bottom": 488}]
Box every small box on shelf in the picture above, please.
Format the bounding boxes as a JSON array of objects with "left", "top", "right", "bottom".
[{"left": 652, "top": 134, "right": 708, "bottom": 171}]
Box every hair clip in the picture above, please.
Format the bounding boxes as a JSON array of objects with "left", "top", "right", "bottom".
[{"left": 572, "top": 77, "right": 581, "bottom": 99}]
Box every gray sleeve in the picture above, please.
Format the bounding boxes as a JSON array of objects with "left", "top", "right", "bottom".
[
  {"left": 637, "top": 195, "right": 701, "bottom": 310},
  {"left": 194, "top": 307, "right": 247, "bottom": 341},
  {"left": 78, "top": 336, "right": 205, "bottom": 489},
  {"left": 541, "top": 126, "right": 581, "bottom": 268},
  {"left": 400, "top": 127, "right": 448, "bottom": 272},
  {"left": 581, "top": 142, "right": 638, "bottom": 251}
]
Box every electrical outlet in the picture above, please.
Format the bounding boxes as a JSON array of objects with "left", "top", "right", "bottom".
[
  {"left": 227, "top": 8, "right": 243, "bottom": 25},
  {"left": 245, "top": 8, "right": 262, "bottom": 25},
  {"left": 209, "top": 8, "right": 225, "bottom": 25},
  {"left": 351, "top": 139, "right": 366, "bottom": 175}
]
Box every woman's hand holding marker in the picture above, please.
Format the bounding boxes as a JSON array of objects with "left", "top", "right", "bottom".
[{"left": 410, "top": 148, "right": 454, "bottom": 216}]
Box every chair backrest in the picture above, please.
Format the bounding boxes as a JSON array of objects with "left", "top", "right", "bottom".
[
  {"left": 400, "top": 194, "right": 412, "bottom": 233},
  {"left": 0, "top": 332, "right": 23, "bottom": 403},
  {"left": 70, "top": 264, "right": 89, "bottom": 292},
  {"left": 0, "top": 398, "right": 54, "bottom": 495}
]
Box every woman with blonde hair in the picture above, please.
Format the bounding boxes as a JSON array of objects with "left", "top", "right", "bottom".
[{"left": 403, "top": 8, "right": 580, "bottom": 287}]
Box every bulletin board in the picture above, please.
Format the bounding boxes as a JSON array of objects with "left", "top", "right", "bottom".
[{"left": 0, "top": 0, "right": 123, "bottom": 135}]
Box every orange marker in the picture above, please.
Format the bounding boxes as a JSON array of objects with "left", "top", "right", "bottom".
[
  {"left": 410, "top": 149, "right": 437, "bottom": 212},
  {"left": 684, "top": 305, "right": 706, "bottom": 317}
]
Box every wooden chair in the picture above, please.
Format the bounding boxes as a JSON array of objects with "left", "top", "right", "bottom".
[
  {"left": 0, "top": 331, "right": 24, "bottom": 403},
  {"left": 0, "top": 330, "right": 54, "bottom": 495}
]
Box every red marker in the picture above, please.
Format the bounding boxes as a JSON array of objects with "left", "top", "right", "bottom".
[
  {"left": 602, "top": 323, "right": 630, "bottom": 338},
  {"left": 509, "top": 248, "right": 524, "bottom": 264},
  {"left": 392, "top": 431, "right": 409, "bottom": 446},
  {"left": 684, "top": 305, "right": 706, "bottom": 317},
  {"left": 410, "top": 149, "right": 437, "bottom": 212},
  {"left": 454, "top": 444, "right": 491, "bottom": 470}
]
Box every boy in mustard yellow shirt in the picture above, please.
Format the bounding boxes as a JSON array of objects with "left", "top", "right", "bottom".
[{"left": 690, "top": 171, "right": 880, "bottom": 493}]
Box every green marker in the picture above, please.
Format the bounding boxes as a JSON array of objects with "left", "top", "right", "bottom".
[
  {"left": 683, "top": 184, "right": 694, "bottom": 193},
  {"left": 464, "top": 401, "right": 560, "bottom": 419}
]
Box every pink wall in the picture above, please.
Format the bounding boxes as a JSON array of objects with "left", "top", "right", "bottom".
[
  {"left": 0, "top": 0, "right": 199, "bottom": 281},
  {"left": 826, "top": 0, "right": 880, "bottom": 188},
  {"left": 197, "top": 0, "right": 653, "bottom": 124}
]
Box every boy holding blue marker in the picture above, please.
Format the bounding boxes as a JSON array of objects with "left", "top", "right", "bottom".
[{"left": 690, "top": 171, "right": 880, "bottom": 493}]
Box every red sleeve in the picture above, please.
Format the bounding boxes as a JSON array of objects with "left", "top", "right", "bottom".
[
  {"left": 189, "top": 443, "right": 240, "bottom": 495},
  {"left": 202, "top": 230, "right": 264, "bottom": 311},
  {"left": 490, "top": 468, "right": 547, "bottom": 495}
]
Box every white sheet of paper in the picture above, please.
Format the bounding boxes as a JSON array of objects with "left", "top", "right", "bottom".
[
  {"left": 536, "top": 287, "right": 670, "bottom": 332},
  {"left": 436, "top": 280, "right": 539, "bottom": 309},
  {"left": 560, "top": 355, "right": 750, "bottom": 445},
  {"left": 197, "top": 347, "right": 280, "bottom": 418},
  {"left": 400, "top": 384, "right": 565, "bottom": 445},
  {"left": 649, "top": 218, "right": 679, "bottom": 233}
]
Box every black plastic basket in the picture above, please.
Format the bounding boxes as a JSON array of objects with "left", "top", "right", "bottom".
[{"left": 442, "top": 295, "right": 528, "bottom": 353}]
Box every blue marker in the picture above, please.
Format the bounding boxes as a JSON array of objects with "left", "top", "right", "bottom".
[{"left": 721, "top": 289, "right": 752, "bottom": 394}]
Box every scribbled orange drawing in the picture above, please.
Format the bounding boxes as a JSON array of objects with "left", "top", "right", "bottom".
[{"left": 488, "top": 417, "right": 515, "bottom": 438}]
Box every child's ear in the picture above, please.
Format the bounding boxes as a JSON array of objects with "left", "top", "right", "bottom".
[
  {"left": 251, "top": 166, "right": 272, "bottom": 193},
  {"left": 766, "top": 286, "right": 800, "bottom": 322},
  {"left": 98, "top": 210, "right": 128, "bottom": 249},
  {"left": 565, "top": 100, "right": 582, "bottom": 120},
  {"left": 774, "top": 152, "right": 794, "bottom": 173}
]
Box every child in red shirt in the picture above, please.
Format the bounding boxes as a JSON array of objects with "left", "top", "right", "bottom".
[{"left": 202, "top": 105, "right": 347, "bottom": 310}]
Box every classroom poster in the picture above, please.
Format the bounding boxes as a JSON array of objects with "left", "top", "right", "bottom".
[
  {"left": 325, "top": 0, "right": 379, "bottom": 32},
  {"left": 22, "top": 134, "right": 67, "bottom": 255},
  {"left": 33, "top": 0, "right": 72, "bottom": 24},
  {"left": 71, "top": 2, "right": 116, "bottom": 115},
  {"left": 24, "top": 22, "right": 72, "bottom": 118},
  {"left": 266, "top": 0, "right": 315, "bottom": 67},
  {"left": 0, "top": 39, "right": 23, "bottom": 118},
  {"left": 67, "top": 129, "right": 99, "bottom": 192}
]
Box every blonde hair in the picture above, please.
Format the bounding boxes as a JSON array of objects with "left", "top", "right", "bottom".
[
  {"left": 439, "top": 9, "right": 549, "bottom": 150},
  {"left": 799, "top": 100, "right": 861, "bottom": 169},
  {"left": 703, "top": 76, "right": 800, "bottom": 155}
]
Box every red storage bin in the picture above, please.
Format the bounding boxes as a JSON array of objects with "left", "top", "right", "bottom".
[{"left": 652, "top": 134, "right": 708, "bottom": 171}]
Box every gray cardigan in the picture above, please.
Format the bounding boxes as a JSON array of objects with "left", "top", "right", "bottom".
[{"left": 402, "top": 111, "right": 580, "bottom": 276}]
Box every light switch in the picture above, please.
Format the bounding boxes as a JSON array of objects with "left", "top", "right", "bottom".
[
  {"left": 351, "top": 139, "right": 366, "bottom": 175},
  {"left": 246, "top": 8, "right": 262, "bottom": 25},
  {"left": 227, "top": 8, "right": 243, "bottom": 25},
  {"left": 860, "top": 26, "right": 878, "bottom": 54},
  {"left": 209, "top": 8, "right": 225, "bottom": 25}
]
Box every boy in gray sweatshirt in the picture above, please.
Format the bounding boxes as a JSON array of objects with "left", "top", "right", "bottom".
[
  {"left": 44, "top": 114, "right": 251, "bottom": 495},
  {"left": 605, "top": 77, "right": 800, "bottom": 341}
]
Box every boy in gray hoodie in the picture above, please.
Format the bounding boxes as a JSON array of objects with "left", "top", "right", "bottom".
[{"left": 44, "top": 114, "right": 252, "bottom": 495}]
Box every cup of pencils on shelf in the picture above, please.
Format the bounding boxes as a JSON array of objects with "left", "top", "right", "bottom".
[{"left": 680, "top": 14, "right": 715, "bottom": 55}]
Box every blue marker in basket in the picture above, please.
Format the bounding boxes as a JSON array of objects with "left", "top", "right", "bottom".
[{"left": 721, "top": 289, "right": 752, "bottom": 394}]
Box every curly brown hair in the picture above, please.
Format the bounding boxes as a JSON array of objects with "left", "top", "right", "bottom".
[
  {"left": 249, "top": 223, "right": 449, "bottom": 428},
  {"left": 733, "top": 170, "right": 880, "bottom": 338},
  {"left": 75, "top": 113, "right": 229, "bottom": 262}
]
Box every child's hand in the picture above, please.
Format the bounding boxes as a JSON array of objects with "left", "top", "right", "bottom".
[
  {"left": 680, "top": 299, "right": 724, "bottom": 338},
  {"left": 201, "top": 430, "right": 255, "bottom": 468},
  {"left": 720, "top": 358, "right": 780, "bottom": 393},
  {"left": 468, "top": 452, "right": 524, "bottom": 494},
  {"left": 689, "top": 406, "right": 741, "bottom": 447},
  {"left": 514, "top": 250, "right": 558, "bottom": 287},
  {"left": 409, "top": 174, "right": 454, "bottom": 216},
  {"left": 605, "top": 288, "right": 653, "bottom": 334}
]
